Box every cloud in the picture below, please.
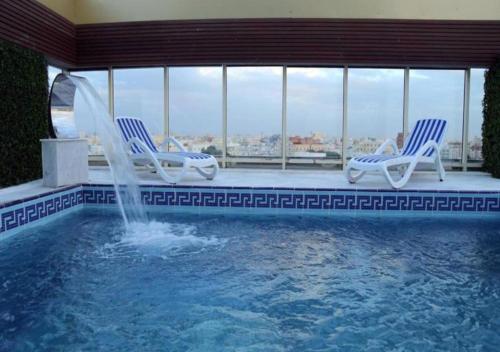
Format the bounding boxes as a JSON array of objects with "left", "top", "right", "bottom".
[
  {"left": 410, "top": 71, "right": 430, "bottom": 80},
  {"left": 349, "top": 68, "right": 404, "bottom": 84},
  {"left": 227, "top": 66, "right": 283, "bottom": 81},
  {"left": 288, "top": 67, "right": 333, "bottom": 79},
  {"left": 197, "top": 67, "right": 222, "bottom": 78}
]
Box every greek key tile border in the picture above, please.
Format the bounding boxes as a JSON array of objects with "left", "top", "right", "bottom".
[
  {"left": 2, "top": 184, "right": 499, "bottom": 236},
  {"left": 84, "top": 185, "right": 500, "bottom": 213},
  {"left": 0, "top": 185, "right": 83, "bottom": 235}
]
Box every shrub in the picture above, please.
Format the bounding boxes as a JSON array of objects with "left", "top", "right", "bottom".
[{"left": 0, "top": 39, "right": 48, "bottom": 187}]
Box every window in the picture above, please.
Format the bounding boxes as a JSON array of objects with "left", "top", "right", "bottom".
[
  {"left": 169, "top": 67, "right": 223, "bottom": 155},
  {"left": 48, "top": 65, "right": 62, "bottom": 89},
  {"left": 348, "top": 69, "right": 404, "bottom": 158},
  {"left": 70, "top": 70, "right": 109, "bottom": 155},
  {"left": 227, "top": 67, "right": 283, "bottom": 157},
  {"left": 409, "top": 70, "right": 465, "bottom": 162},
  {"left": 114, "top": 68, "right": 165, "bottom": 145},
  {"left": 287, "top": 68, "right": 343, "bottom": 161},
  {"left": 468, "top": 69, "right": 486, "bottom": 163}
]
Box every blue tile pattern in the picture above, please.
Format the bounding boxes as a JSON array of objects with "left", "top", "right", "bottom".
[
  {"left": 2, "top": 184, "right": 499, "bottom": 236},
  {"left": 0, "top": 186, "right": 83, "bottom": 235},
  {"left": 82, "top": 185, "right": 500, "bottom": 213}
]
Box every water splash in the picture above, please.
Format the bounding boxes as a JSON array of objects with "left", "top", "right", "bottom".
[
  {"left": 67, "top": 75, "right": 146, "bottom": 226},
  {"left": 121, "top": 221, "right": 225, "bottom": 255}
]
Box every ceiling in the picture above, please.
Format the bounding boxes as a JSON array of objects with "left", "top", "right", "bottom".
[{"left": 37, "top": 0, "right": 500, "bottom": 24}]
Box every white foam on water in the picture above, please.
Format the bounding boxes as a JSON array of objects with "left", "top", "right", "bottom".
[{"left": 120, "top": 221, "right": 225, "bottom": 255}]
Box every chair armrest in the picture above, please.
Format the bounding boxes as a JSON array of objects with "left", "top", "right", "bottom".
[
  {"left": 375, "top": 139, "right": 399, "bottom": 155},
  {"left": 158, "top": 136, "right": 187, "bottom": 152},
  {"left": 415, "top": 140, "right": 441, "bottom": 159},
  {"left": 126, "top": 137, "right": 155, "bottom": 154}
]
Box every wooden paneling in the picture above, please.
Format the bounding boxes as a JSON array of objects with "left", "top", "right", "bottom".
[
  {"left": 1, "top": 1, "right": 500, "bottom": 69},
  {"left": 0, "top": 0, "right": 76, "bottom": 65},
  {"left": 76, "top": 19, "right": 500, "bottom": 68}
]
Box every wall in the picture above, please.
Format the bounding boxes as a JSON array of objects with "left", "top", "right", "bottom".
[
  {"left": 37, "top": 0, "right": 76, "bottom": 23},
  {"left": 76, "top": 19, "right": 500, "bottom": 68},
  {"left": 12, "top": 1, "right": 500, "bottom": 69},
  {"left": 68, "top": 0, "right": 500, "bottom": 24},
  {"left": 0, "top": 0, "right": 76, "bottom": 66}
]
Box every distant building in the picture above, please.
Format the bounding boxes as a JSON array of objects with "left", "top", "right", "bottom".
[
  {"left": 468, "top": 136, "right": 483, "bottom": 160},
  {"left": 397, "top": 132, "right": 404, "bottom": 149}
]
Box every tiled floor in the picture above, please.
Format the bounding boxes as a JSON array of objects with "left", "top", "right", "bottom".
[
  {"left": 2, "top": 167, "right": 499, "bottom": 205},
  {"left": 88, "top": 167, "right": 500, "bottom": 191}
]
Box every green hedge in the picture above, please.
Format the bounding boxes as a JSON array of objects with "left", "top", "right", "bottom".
[
  {"left": 0, "top": 40, "right": 48, "bottom": 187},
  {"left": 483, "top": 61, "right": 500, "bottom": 178}
]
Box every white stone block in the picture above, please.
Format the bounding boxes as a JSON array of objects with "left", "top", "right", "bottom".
[{"left": 41, "top": 139, "right": 88, "bottom": 188}]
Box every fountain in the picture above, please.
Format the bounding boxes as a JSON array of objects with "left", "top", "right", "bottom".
[
  {"left": 47, "top": 73, "right": 225, "bottom": 255},
  {"left": 49, "top": 74, "right": 146, "bottom": 226}
]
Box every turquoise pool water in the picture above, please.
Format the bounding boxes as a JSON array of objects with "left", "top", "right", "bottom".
[{"left": 1, "top": 209, "right": 499, "bottom": 351}]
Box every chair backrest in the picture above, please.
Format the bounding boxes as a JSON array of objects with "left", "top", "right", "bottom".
[
  {"left": 115, "top": 117, "right": 158, "bottom": 154},
  {"left": 401, "top": 118, "right": 447, "bottom": 157}
]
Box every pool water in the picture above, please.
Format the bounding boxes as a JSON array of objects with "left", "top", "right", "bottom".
[{"left": 1, "top": 209, "right": 500, "bottom": 351}]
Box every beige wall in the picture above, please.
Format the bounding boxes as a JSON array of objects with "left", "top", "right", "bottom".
[
  {"left": 38, "top": 0, "right": 500, "bottom": 24},
  {"left": 37, "top": 0, "right": 76, "bottom": 23}
]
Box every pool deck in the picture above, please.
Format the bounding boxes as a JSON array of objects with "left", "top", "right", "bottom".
[{"left": 1, "top": 167, "right": 499, "bottom": 205}]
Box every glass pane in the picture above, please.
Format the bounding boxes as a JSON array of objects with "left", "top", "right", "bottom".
[
  {"left": 287, "top": 68, "right": 343, "bottom": 160},
  {"left": 227, "top": 67, "right": 283, "bottom": 157},
  {"left": 468, "top": 68, "right": 486, "bottom": 162},
  {"left": 71, "top": 70, "right": 109, "bottom": 155},
  {"left": 114, "top": 68, "right": 165, "bottom": 146},
  {"left": 48, "top": 65, "right": 62, "bottom": 89},
  {"left": 169, "top": 67, "right": 222, "bottom": 155},
  {"left": 348, "top": 69, "right": 404, "bottom": 158},
  {"left": 409, "top": 69, "right": 464, "bottom": 162}
]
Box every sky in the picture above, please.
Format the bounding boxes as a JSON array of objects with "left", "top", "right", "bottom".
[
  {"left": 49, "top": 65, "right": 486, "bottom": 142},
  {"left": 348, "top": 68, "right": 404, "bottom": 140},
  {"left": 409, "top": 69, "right": 466, "bottom": 144}
]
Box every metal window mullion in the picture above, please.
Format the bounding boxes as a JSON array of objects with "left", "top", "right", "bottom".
[
  {"left": 222, "top": 65, "right": 228, "bottom": 168},
  {"left": 108, "top": 67, "right": 114, "bottom": 119},
  {"left": 282, "top": 66, "right": 287, "bottom": 170},
  {"left": 462, "top": 68, "right": 471, "bottom": 171},
  {"left": 164, "top": 66, "right": 169, "bottom": 152},
  {"left": 403, "top": 67, "right": 410, "bottom": 138},
  {"left": 341, "top": 66, "right": 348, "bottom": 168}
]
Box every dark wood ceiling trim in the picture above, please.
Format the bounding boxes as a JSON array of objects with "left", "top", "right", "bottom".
[
  {"left": 75, "top": 18, "right": 500, "bottom": 69},
  {"left": 0, "top": 0, "right": 76, "bottom": 66},
  {"left": 0, "top": 1, "right": 499, "bottom": 69}
]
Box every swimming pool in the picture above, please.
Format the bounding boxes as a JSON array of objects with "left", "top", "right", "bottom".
[{"left": 1, "top": 209, "right": 499, "bottom": 351}]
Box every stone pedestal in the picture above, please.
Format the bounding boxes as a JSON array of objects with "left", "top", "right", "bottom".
[{"left": 41, "top": 139, "right": 88, "bottom": 187}]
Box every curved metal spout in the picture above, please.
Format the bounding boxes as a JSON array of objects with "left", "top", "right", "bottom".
[{"left": 48, "top": 73, "right": 84, "bottom": 139}]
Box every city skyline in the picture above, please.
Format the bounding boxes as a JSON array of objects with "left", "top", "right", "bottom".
[
  {"left": 49, "top": 65, "right": 486, "bottom": 162},
  {"left": 83, "top": 129, "right": 482, "bottom": 162}
]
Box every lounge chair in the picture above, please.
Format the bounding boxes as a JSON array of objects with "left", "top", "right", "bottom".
[
  {"left": 345, "top": 118, "right": 447, "bottom": 189},
  {"left": 115, "top": 116, "right": 219, "bottom": 184}
]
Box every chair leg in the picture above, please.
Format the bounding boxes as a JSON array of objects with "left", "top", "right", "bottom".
[
  {"left": 155, "top": 165, "right": 179, "bottom": 184},
  {"left": 345, "top": 164, "right": 366, "bottom": 184},
  {"left": 146, "top": 156, "right": 185, "bottom": 184},
  {"left": 382, "top": 163, "right": 416, "bottom": 189},
  {"left": 435, "top": 155, "right": 446, "bottom": 182},
  {"left": 195, "top": 161, "right": 219, "bottom": 180}
]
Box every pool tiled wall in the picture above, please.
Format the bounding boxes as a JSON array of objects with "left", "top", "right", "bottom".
[
  {"left": 84, "top": 184, "right": 500, "bottom": 213},
  {"left": 1, "top": 184, "right": 499, "bottom": 236},
  {"left": 0, "top": 185, "right": 83, "bottom": 235}
]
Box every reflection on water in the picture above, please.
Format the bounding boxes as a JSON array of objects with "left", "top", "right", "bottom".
[{"left": 1, "top": 210, "right": 499, "bottom": 351}]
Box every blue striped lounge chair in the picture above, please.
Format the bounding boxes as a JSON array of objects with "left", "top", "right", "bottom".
[
  {"left": 115, "top": 116, "right": 219, "bottom": 184},
  {"left": 345, "top": 118, "right": 448, "bottom": 189}
]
